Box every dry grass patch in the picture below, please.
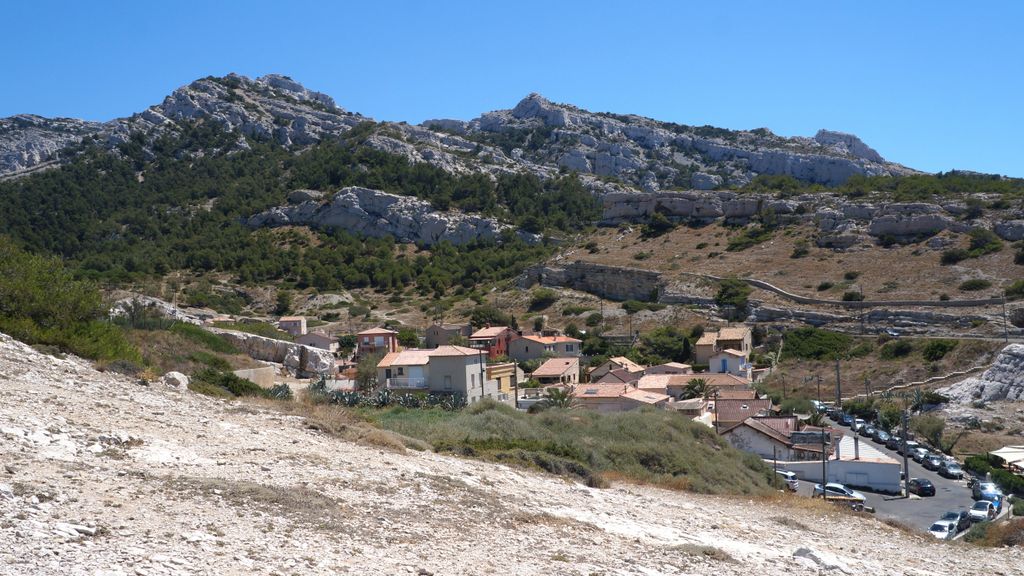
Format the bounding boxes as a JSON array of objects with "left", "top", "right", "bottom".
[
  {"left": 671, "top": 543, "right": 736, "bottom": 563},
  {"left": 164, "top": 475, "right": 355, "bottom": 530},
  {"left": 242, "top": 397, "right": 429, "bottom": 452}
]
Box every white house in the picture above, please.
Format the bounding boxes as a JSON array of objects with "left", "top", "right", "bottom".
[
  {"left": 278, "top": 316, "right": 307, "bottom": 337},
  {"left": 709, "top": 348, "right": 752, "bottom": 379},
  {"left": 645, "top": 362, "right": 693, "bottom": 375},
  {"left": 296, "top": 331, "right": 338, "bottom": 353},
  {"left": 377, "top": 345, "right": 498, "bottom": 404}
]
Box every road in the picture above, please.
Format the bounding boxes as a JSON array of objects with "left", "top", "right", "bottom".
[{"left": 801, "top": 418, "right": 981, "bottom": 533}]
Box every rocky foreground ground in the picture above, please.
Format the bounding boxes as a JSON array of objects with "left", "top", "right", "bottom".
[{"left": 1, "top": 332, "right": 1021, "bottom": 576}]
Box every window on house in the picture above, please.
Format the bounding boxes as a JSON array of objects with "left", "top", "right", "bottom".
[
  {"left": 443, "top": 375, "right": 452, "bottom": 390},
  {"left": 565, "top": 344, "right": 574, "bottom": 352},
  {"left": 397, "top": 367, "right": 404, "bottom": 376}
]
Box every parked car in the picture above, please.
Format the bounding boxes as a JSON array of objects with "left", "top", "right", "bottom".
[
  {"left": 911, "top": 447, "right": 931, "bottom": 463},
  {"left": 908, "top": 478, "right": 936, "bottom": 497},
  {"left": 813, "top": 482, "right": 867, "bottom": 502},
  {"left": 969, "top": 500, "right": 997, "bottom": 522},
  {"left": 885, "top": 328, "right": 901, "bottom": 338},
  {"left": 923, "top": 455, "right": 943, "bottom": 471},
  {"left": 941, "top": 510, "right": 971, "bottom": 532},
  {"left": 840, "top": 413, "right": 854, "bottom": 426},
  {"left": 972, "top": 482, "right": 1003, "bottom": 501},
  {"left": 872, "top": 429, "right": 891, "bottom": 444},
  {"left": 852, "top": 418, "right": 866, "bottom": 432},
  {"left": 898, "top": 440, "right": 921, "bottom": 456},
  {"left": 886, "top": 436, "right": 902, "bottom": 451},
  {"left": 929, "top": 520, "right": 957, "bottom": 540},
  {"left": 938, "top": 461, "right": 964, "bottom": 479},
  {"left": 776, "top": 470, "right": 799, "bottom": 491},
  {"left": 859, "top": 425, "right": 875, "bottom": 438}
]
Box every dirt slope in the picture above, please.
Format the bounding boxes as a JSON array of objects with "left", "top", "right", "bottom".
[{"left": 1, "top": 332, "right": 1019, "bottom": 575}]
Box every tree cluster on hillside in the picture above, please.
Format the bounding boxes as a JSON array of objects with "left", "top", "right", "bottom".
[
  {"left": 0, "top": 127, "right": 603, "bottom": 300},
  {"left": 0, "top": 238, "right": 138, "bottom": 362}
]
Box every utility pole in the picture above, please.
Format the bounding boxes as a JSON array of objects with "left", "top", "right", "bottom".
[
  {"left": 901, "top": 410, "right": 910, "bottom": 498},
  {"left": 478, "top": 348, "right": 486, "bottom": 404},
  {"left": 834, "top": 358, "right": 842, "bottom": 405},
  {"left": 864, "top": 376, "right": 871, "bottom": 399},
  {"left": 773, "top": 445, "right": 778, "bottom": 488},
  {"left": 818, "top": 375, "right": 827, "bottom": 496},
  {"left": 713, "top": 390, "right": 720, "bottom": 435}
]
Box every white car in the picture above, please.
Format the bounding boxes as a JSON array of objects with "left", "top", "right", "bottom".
[
  {"left": 852, "top": 418, "right": 866, "bottom": 432},
  {"left": 812, "top": 482, "right": 867, "bottom": 502},
  {"left": 969, "top": 500, "right": 997, "bottom": 523},
  {"left": 776, "top": 470, "right": 799, "bottom": 491},
  {"left": 928, "top": 520, "right": 957, "bottom": 540}
]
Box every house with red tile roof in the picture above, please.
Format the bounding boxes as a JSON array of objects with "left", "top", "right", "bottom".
[
  {"left": 507, "top": 334, "right": 582, "bottom": 362},
  {"left": 469, "top": 326, "right": 517, "bottom": 360},
  {"left": 531, "top": 357, "right": 580, "bottom": 386},
  {"left": 720, "top": 416, "right": 830, "bottom": 461},
  {"left": 357, "top": 327, "right": 400, "bottom": 358},
  {"left": 588, "top": 356, "right": 645, "bottom": 382},
  {"left": 695, "top": 325, "right": 752, "bottom": 365},
  {"left": 376, "top": 345, "right": 497, "bottom": 404}
]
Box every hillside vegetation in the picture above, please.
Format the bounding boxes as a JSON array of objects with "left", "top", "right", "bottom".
[{"left": 362, "top": 400, "right": 774, "bottom": 495}]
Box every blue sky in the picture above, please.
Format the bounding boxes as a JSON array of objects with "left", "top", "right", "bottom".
[{"left": 4, "top": 1, "right": 1022, "bottom": 176}]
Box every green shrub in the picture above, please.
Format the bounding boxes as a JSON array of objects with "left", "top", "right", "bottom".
[
  {"left": 622, "top": 300, "right": 665, "bottom": 314},
  {"left": 0, "top": 239, "right": 139, "bottom": 363},
  {"left": 191, "top": 368, "right": 270, "bottom": 398},
  {"left": 968, "top": 228, "right": 1003, "bottom": 255},
  {"left": 170, "top": 323, "right": 238, "bottom": 354},
  {"left": 841, "top": 291, "right": 864, "bottom": 302},
  {"left": 783, "top": 327, "right": 853, "bottom": 360},
  {"left": 921, "top": 339, "right": 957, "bottom": 361},
  {"left": 959, "top": 279, "right": 992, "bottom": 291},
  {"left": 213, "top": 321, "right": 293, "bottom": 341},
  {"left": 188, "top": 351, "right": 232, "bottom": 371},
  {"left": 585, "top": 312, "right": 603, "bottom": 327},
  {"left": 364, "top": 402, "right": 774, "bottom": 495},
  {"left": 1007, "top": 280, "right": 1024, "bottom": 301},
  {"left": 726, "top": 226, "right": 773, "bottom": 252},
  {"left": 940, "top": 248, "right": 968, "bottom": 265},
  {"left": 561, "top": 304, "right": 591, "bottom": 316},
  {"left": 529, "top": 288, "right": 560, "bottom": 311},
  {"left": 879, "top": 340, "right": 914, "bottom": 359},
  {"left": 816, "top": 281, "right": 834, "bottom": 292},
  {"left": 844, "top": 271, "right": 861, "bottom": 281},
  {"left": 714, "top": 278, "right": 752, "bottom": 311},
  {"left": 640, "top": 211, "right": 676, "bottom": 239}
]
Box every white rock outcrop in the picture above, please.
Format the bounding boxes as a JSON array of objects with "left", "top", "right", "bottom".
[
  {"left": 209, "top": 328, "right": 334, "bottom": 377},
  {"left": 248, "top": 186, "right": 538, "bottom": 246},
  {"left": 938, "top": 344, "right": 1024, "bottom": 403},
  {"left": 159, "top": 371, "right": 189, "bottom": 392}
]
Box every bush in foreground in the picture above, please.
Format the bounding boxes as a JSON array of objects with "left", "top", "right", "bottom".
[
  {"left": 0, "top": 238, "right": 139, "bottom": 363},
  {"left": 363, "top": 401, "right": 774, "bottom": 495}
]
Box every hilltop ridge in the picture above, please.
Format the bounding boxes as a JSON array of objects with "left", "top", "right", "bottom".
[{"left": 0, "top": 73, "right": 913, "bottom": 191}]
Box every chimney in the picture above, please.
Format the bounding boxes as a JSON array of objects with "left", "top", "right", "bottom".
[{"left": 854, "top": 436, "right": 860, "bottom": 460}]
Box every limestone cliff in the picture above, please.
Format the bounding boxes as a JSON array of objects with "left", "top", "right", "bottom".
[
  {"left": 247, "top": 186, "right": 539, "bottom": 246},
  {"left": 938, "top": 344, "right": 1024, "bottom": 403}
]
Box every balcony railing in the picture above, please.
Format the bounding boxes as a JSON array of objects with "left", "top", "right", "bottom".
[{"left": 385, "top": 377, "right": 428, "bottom": 390}]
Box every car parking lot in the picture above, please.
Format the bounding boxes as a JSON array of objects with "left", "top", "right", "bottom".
[{"left": 813, "top": 416, "right": 983, "bottom": 533}]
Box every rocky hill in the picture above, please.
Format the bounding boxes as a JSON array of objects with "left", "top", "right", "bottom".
[
  {"left": 0, "top": 73, "right": 912, "bottom": 192},
  {"left": 2, "top": 332, "right": 1021, "bottom": 575},
  {"left": 0, "top": 74, "right": 364, "bottom": 177},
  {"left": 940, "top": 343, "right": 1024, "bottom": 403}
]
